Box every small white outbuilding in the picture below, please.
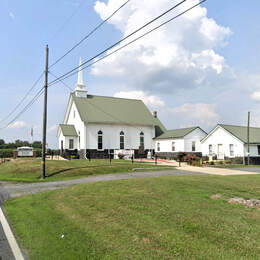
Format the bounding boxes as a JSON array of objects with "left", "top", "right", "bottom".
[
  {"left": 154, "top": 127, "right": 207, "bottom": 157},
  {"left": 17, "top": 147, "right": 33, "bottom": 157}
]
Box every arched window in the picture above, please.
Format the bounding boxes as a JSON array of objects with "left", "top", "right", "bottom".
[
  {"left": 120, "top": 131, "right": 125, "bottom": 149},
  {"left": 98, "top": 130, "right": 103, "bottom": 150},
  {"left": 140, "top": 132, "right": 144, "bottom": 147}
]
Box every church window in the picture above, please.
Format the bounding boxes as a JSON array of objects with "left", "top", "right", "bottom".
[
  {"left": 120, "top": 131, "right": 125, "bottom": 150},
  {"left": 192, "top": 141, "right": 196, "bottom": 152},
  {"left": 140, "top": 132, "right": 144, "bottom": 147},
  {"left": 98, "top": 131, "right": 103, "bottom": 150},
  {"left": 157, "top": 142, "right": 160, "bottom": 152},
  {"left": 73, "top": 110, "right": 76, "bottom": 118},
  {"left": 69, "top": 139, "right": 74, "bottom": 149},
  {"left": 172, "top": 142, "right": 175, "bottom": 152}
]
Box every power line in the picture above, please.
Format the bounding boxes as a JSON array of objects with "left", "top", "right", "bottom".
[
  {"left": 1, "top": 0, "right": 206, "bottom": 131},
  {"left": 49, "top": 0, "right": 131, "bottom": 68},
  {"left": 49, "top": 0, "right": 206, "bottom": 86},
  {"left": 49, "top": 71, "right": 73, "bottom": 92},
  {"left": 0, "top": 87, "right": 44, "bottom": 130},
  {"left": 48, "top": 0, "right": 88, "bottom": 43},
  {"left": 48, "top": 0, "right": 188, "bottom": 85},
  {"left": 0, "top": 72, "right": 44, "bottom": 125}
]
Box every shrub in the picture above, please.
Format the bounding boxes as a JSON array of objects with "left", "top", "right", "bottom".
[
  {"left": 225, "top": 160, "right": 231, "bottom": 164},
  {"left": 210, "top": 161, "right": 215, "bottom": 165},
  {"left": 118, "top": 153, "right": 125, "bottom": 159},
  {"left": 233, "top": 157, "right": 243, "bottom": 164},
  {"left": 0, "top": 149, "right": 14, "bottom": 158},
  {"left": 218, "top": 161, "right": 224, "bottom": 165},
  {"left": 191, "top": 159, "right": 201, "bottom": 167}
]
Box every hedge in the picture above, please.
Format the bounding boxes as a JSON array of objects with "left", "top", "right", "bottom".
[{"left": 0, "top": 149, "right": 15, "bottom": 158}]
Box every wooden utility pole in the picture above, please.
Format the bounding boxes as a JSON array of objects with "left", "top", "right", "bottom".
[
  {"left": 42, "top": 45, "right": 49, "bottom": 179},
  {"left": 247, "top": 111, "right": 250, "bottom": 166}
]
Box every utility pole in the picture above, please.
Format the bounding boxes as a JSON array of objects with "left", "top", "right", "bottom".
[
  {"left": 247, "top": 111, "right": 250, "bottom": 166},
  {"left": 42, "top": 45, "right": 49, "bottom": 179}
]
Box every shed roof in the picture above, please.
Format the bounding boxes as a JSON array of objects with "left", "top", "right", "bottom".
[
  {"left": 59, "top": 124, "right": 78, "bottom": 137},
  {"left": 219, "top": 124, "right": 260, "bottom": 144},
  {"left": 155, "top": 127, "right": 199, "bottom": 140}
]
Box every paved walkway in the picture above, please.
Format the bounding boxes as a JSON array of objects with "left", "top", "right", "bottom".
[{"left": 176, "top": 165, "right": 260, "bottom": 176}]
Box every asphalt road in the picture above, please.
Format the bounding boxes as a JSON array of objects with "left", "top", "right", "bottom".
[
  {"left": 0, "top": 220, "right": 15, "bottom": 260},
  {"left": 235, "top": 167, "right": 260, "bottom": 173},
  {"left": 1, "top": 169, "right": 201, "bottom": 199}
]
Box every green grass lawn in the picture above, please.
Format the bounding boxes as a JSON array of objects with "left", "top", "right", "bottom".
[
  {"left": 0, "top": 158, "right": 173, "bottom": 182},
  {"left": 5, "top": 174, "right": 260, "bottom": 259}
]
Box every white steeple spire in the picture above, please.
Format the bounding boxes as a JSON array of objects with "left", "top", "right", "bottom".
[
  {"left": 77, "top": 57, "right": 84, "bottom": 85},
  {"left": 74, "top": 57, "right": 87, "bottom": 98}
]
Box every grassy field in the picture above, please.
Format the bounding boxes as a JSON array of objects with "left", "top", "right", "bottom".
[
  {"left": 0, "top": 158, "right": 173, "bottom": 182},
  {"left": 5, "top": 174, "right": 260, "bottom": 259}
]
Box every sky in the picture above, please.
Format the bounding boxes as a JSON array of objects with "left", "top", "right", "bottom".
[{"left": 0, "top": 0, "right": 260, "bottom": 148}]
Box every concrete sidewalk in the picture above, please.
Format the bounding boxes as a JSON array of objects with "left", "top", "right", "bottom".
[{"left": 176, "top": 165, "right": 260, "bottom": 176}]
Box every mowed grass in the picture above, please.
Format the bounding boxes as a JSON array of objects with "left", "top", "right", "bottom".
[
  {"left": 5, "top": 174, "right": 260, "bottom": 259},
  {"left": 0, "top": 158, "right": 173, "bottom": 182}
]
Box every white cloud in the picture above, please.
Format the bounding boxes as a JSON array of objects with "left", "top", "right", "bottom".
[
  {"left": 92, "top": 0, "right": 231, "bottom": 93},
  {"left": 9, "top": 12, "right": 15, "bottom": 20},
  {"left": 8, "top": 121, "right": 28, "bottom": 129},
  {"left": 251, "top": 92, "right": 260, "bottom": 101},
  {"left": 172, "top": 103, "right": 220, "bottom": 128},
  {"left": 114, "top": 90, "right": 165, "bottom": 108},
  {"left": 47, "top": 125, "right": 58, "bottom": 133}
]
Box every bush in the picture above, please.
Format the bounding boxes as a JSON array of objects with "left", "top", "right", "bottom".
[
  {"left": 218, "top": 161, "right": 224, "bottom": 165},
  {"left": 233, "top": 157, "right": 243, "bottom": 164},
  {"left": 210, "top": 161, "right": 215, "bottom": 165},
  {"left": 191, "top": 159, "right": 201, "bottom": 167},
  {"left": 225, "top": 160, "right": 231, "bottom": 164},
  {"left": 118, "top": 153, "right": 125, "bottom": 160},
  {"left": 0, "top": 149, "right": 14, "bottom": 158}
]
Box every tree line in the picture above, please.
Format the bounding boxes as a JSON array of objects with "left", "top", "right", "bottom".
[{"left": 0, "top": 139, "right": 42, "bottom": 149}]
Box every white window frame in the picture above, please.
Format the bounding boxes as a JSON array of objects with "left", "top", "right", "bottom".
[
  {"left": 229, "top": 144, "right": 234, "bottom": 157},
  {"left": 98, "top": 131, "right": 103, "bottom": 151},
  {"left": 172, "top": 142, "right": 175, "bottom": 152},
  {"left": 209, "top": 144, "right": 213, "bottom": 155},
  {"left": 69, "top": 139, "right": 74, "bottom": 150},
  {"left": 192, "top": 141, "right": 196, "bottom": 152},
  {"left": 120, "top": 131, "right": 125, "bottom": 150}
]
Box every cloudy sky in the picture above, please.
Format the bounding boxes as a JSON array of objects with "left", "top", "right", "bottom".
[{"left": 0, "top": 0, "right": 260, "bottom": 148}]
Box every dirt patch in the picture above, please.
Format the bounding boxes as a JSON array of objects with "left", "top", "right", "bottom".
[
  {"left": 228, "top": 197, "right": 260, "bottom": 208},
  {"left": 210, "top": 194, "right": 222, "bottom": 200}
]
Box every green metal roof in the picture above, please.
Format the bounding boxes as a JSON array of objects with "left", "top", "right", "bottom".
[
  {"left": 219, "top": 124, "right": 260, "bottom": 144},
  {"left": 59, "top": 124, "right": 78, "bottom": 137},
  {"left": 71, "top": 93, "right": 166, "bottom": 136},
  {"left": 155, "top": 127, "right": 199, "bottom": 140}
]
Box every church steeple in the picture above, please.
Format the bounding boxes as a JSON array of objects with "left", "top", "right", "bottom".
[{"left": 74, "top": 57, "right": 87, "bottom": 98}]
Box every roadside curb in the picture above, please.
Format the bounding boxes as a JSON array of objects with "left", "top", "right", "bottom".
[{"left": 0, "top": 206, "right": 25, "bottom": 260}]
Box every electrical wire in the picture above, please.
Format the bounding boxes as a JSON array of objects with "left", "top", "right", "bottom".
[
  {"left": 49, "top": 0, "right": 131, "bottom": 68},
  {"left": 49, "top": 0, "right": 206, "bottom": 85},
  {"left": 0, "top": 72, "right": 44, "bottom": 125},
  {"left": 48, "top": 0, "right": 187, "bottom": 83}
]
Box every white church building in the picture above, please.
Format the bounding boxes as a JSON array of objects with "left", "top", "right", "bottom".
[{"left": 58, "top": 59, "right": 166, "bottom": 159}]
